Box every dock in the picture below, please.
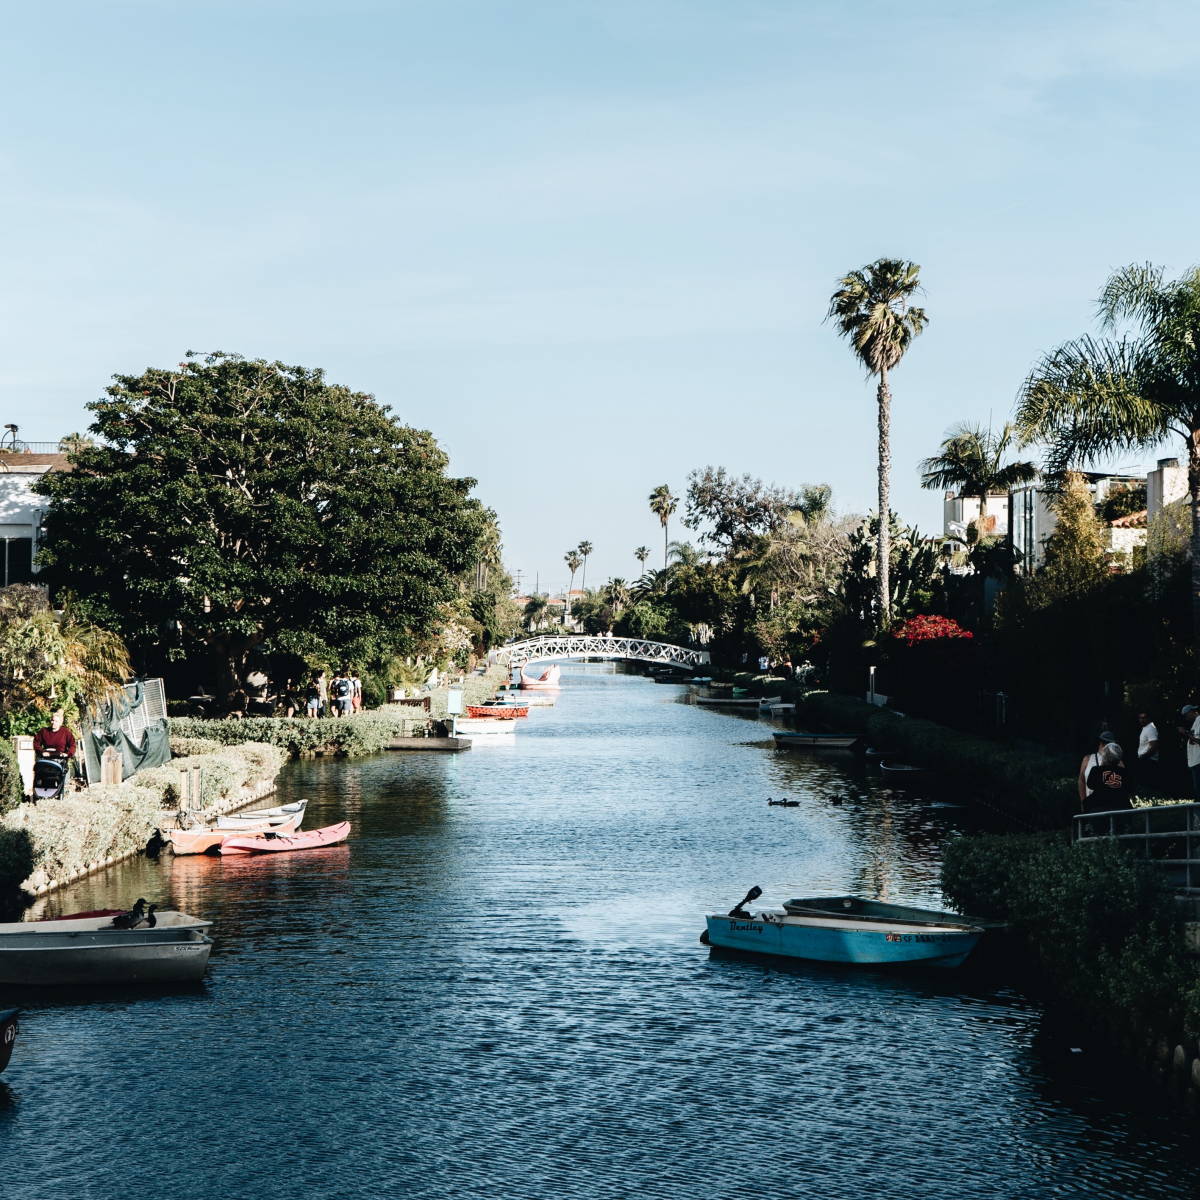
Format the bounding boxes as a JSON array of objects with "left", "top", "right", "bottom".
[{"left": 385, "top": 736, "right": 472, "bottom": 752}]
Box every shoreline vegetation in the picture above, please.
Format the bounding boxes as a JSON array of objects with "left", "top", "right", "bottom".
[{"left": 0, "top": 665, "right": 509, "bottom": 901}]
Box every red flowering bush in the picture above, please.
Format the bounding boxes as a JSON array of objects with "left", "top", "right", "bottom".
[{"left": 893, "top": 614, "right": 974, "bottom": 646}]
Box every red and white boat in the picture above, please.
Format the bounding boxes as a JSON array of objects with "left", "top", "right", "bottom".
[
  {"left": 465, "top": 704, "right": 528, "bottom": 719},
  {"left": 220, "top": 821, "right": 351, "bottom": 855},
  {"left": 519, "top": 664, "right": 561, "bottom": 691}
]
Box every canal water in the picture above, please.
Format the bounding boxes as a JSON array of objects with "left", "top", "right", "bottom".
[{"left": 2, "top": 669, "right": 1199, "bottom": 1199}]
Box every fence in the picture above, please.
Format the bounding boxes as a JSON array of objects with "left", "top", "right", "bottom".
[
  {"left": 119, "top": 679, "right": 167, "bottom": 741},
  {"left": 1072, "top": 802, "right": 1200, "bottom": 894}
]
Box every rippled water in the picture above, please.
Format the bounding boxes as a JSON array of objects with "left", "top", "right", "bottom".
[{"left": 2, "top": 669, "right": 1198, "bottom": 1199}]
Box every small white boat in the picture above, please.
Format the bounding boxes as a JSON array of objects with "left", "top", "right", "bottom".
[
  {"left": 455, "top": 717, "right": 517, "bottom": 737},
  {"left": 0, "top": 910, "right": 214, "bottom": 985},
  {"left": 773, "top": 731, "right": 859, "bottom": 749},
  {"left": 216, "top": 799, "right": 308, "bottom": 830},
  {"left": 703, "top": 891, "right": 983, "bottom": 968}
]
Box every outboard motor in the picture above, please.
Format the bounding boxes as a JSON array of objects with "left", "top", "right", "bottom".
[{"left": 31, "top": 758, "right": 68, "bottom": 802}]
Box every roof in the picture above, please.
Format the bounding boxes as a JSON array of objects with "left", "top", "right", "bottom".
[
  {"left": 1110, "top": 510, "right": 1147, "bottom": 528},
  {"left": 0, "top": 452, "right": 72, "bottom": 472}
]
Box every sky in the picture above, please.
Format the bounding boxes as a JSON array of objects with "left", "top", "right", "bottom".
[{"left": 2, "top": 0, "right": 1198, "bottom": 595}]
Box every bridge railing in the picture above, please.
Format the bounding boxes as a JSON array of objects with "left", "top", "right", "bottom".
[
  {"left": 493, "top": 635, "right": 709, "bottom": 669},
  {"left": 1072, "top": 801, "right": 1200, "bottom": 894}
]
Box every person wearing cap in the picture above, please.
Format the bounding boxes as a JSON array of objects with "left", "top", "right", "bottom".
[
  {"left": 1180, "top": 705, "right": 1200, "bottom": 799},
  {"left": 1079, "top": 730, "right": 1120, "bottom": 809}
]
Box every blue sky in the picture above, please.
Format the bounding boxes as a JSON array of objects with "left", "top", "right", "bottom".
[{"left": 2, "top": 0, "right": 1197, "bottom": 593}]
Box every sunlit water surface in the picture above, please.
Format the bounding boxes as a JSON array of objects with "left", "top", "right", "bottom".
[{"left": 2, "top": 669, "right": 1198, "bottom": 1199}]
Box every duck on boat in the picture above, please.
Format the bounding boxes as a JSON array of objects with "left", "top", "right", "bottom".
[
  {"left": 702, "top": 889, "right": 985, "bottom": 968},
  {"left": 0, "top": 908, "right": 213, "bottom": 985}
]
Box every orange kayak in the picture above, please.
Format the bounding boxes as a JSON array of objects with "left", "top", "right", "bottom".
[
  {"left": 220, "top": 822, "right": 350, "bottom": 855},
  {"left": 170, "top": 812, "right": 302, "bottom": 856}
]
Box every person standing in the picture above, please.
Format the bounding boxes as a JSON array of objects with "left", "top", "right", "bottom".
[
  {"left": 1135, "top": 712, "right": 1160, "bottom": 798},
  {"left": 316, "top": 670, "right": 329, "bottom": 718},
  {"left": 1079, "top": 730, "right": 1119, "bottom": 810},
  {"left": 1181, "top": 705, "right": 1200, "bottom": 800},
  {"left": 330, "top": 670, "right": 353, "bottom": 716},
  {"left": 1083, "top": 742, "right": 1132, "bottom": 812},
  {"left": 33, "top": 709, "right": 77, "bottom": 761},
  {"left": 351, "top": 672, "right": 363, "bottom": 713}
]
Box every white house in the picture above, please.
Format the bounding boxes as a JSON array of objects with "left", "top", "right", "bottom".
[
  {"left": 0, "top": 450, "right": 71, "bottom": 584},
  {"left": 941, "top": 491, "right": 1010, "bottom": 540}
]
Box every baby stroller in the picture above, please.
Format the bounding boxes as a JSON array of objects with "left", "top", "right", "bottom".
[{"left": 31, "top": 756, "right": 69, "bottom": 802}]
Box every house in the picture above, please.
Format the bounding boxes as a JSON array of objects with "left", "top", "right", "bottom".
[
  {"left": 1010, "top": 471, "right": 1147, "bottom": 574},
  {"left": 0, "top": 443, "right": 72, "bottom": 586},
  {"left": 941, "top": 491, "right": 1010, "bottom": 540}
]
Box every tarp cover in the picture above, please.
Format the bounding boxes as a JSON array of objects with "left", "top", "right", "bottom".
[{"left": 84, "top": 680, "right": 172, "bottom": 783}]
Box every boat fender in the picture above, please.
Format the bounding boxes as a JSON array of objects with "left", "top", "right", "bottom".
[{"left": 699, "top": 929, "right": 710, "bottom": 946}]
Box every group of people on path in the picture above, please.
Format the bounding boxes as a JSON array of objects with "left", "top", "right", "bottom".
[
  {"left": 301, "top": 670, "right": 363, "bottom": 718},
  {"left": 1078, "top": 707, "right": 1200, "bottom": 812}
]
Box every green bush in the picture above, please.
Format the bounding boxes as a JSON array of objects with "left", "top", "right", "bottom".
[
  {"left": 169, "top": 712, "right": 419, "bottom": 757},
  {"left": 0, "top": 739, "right": 23, "bottom": 816},
  {"left": 792, "top": 690, "right": 1077, "bottom": 828},
  {"left": 0, "top": 827, "right": 34, "bottom": 890},
  {"left": 169, "top": 735, "right": 223, "bottom": 757},
  {"left": 0, "top": 739, "right": 287, "bottom": 892},
  {"left": 942, "top": 833, "right": 1200, "bottom": 1041}
]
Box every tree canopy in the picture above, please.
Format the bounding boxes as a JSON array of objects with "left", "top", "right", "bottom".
[{"left": 37, "top": 353, "right": 488, "bottom": 690}]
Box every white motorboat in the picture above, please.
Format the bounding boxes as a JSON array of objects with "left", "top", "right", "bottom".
[
  {"left": 455, "top": 717, "right": 517, "bottom": 738},
  {"left": 0, "top": 910, "right": 214, "bottom": 985},
  {"left": 216, "top": 799, "right": 308, "bottom": 830}
]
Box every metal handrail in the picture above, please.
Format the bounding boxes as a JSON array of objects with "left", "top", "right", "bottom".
[{"left": 1072, "top": 801, "right": 1200, "bottom": 893}]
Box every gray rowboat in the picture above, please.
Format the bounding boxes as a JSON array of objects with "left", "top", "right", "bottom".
[{"left": 0, "top": 911, "right": 213, "bottom": 986}]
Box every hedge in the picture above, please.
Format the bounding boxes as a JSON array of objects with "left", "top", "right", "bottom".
[
  {"left": 0, "top": 739, "right": 22, "bottom": 818},
  {"left": 790, "top": 689, "right": 1077, "bottom": 828},
  {"left": 942, "top": 832, "right": 1200, "bottom": 1046},
  {"left": 169, "top": 712, "right": 417, "bottom": 758},
  {"left": 0, "top": 740, "right": 286, "bottom": 893}
]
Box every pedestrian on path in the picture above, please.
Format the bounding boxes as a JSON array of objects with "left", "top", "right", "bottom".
[
  {"left": 1135, "top": 711, "right": 1160, "bottom": 798},
  {"left": 1079, "top": 730, "right": 1119, "bottom": 810},
  {"left": 1083, "top": 742, "right": 1132, "bottom": 813},
  {"left": 1180, "top": 705, "right": 1200, "bottom": 799}
]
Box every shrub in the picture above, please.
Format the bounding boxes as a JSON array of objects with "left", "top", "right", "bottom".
[
  {"left": 169, "top": 735, "right": 223, "bottom": 757},
  {"left": 169, "top": 713, "right": 419, "bottom": 757},
  {"left": 0, "top": 739, "right": 23, "bottom": 816},
  {"left": 0, "top": 827, "right": 34, "bottom": 891},
  {"left": 942, "top": 832, "right": 1200, "bottom": 1041},
  {"left": 793, "top": 690, "right": 1076, "bottom": 827}
]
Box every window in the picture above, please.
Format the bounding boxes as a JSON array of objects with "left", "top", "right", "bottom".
[{"left": 2, "top": 538, "right": 33, "bottom": 585}]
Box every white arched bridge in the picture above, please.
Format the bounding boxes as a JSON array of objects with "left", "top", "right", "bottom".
[{"left": 492, "top": 636, "right": 709, "bottom": 670}]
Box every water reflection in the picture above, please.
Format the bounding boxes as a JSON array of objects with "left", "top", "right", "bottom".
[{"left": 0, "top": 669, "right": 1197, "bottom": 1199}]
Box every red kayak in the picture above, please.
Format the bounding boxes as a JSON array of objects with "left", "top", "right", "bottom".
[{"left": 220, "top": 821, "right": 350, "bottom": 855}]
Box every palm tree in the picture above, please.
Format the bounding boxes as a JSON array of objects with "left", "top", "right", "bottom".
[
  {"left": 563, "top": 551, "right": 582, "bottom": 623},
  {"left": 523, "top": 594, "right": 549, "bottom": 632},
  {"left": 649, "top": 485, "right": 677, "bottom": 568},
  {"left": 576, "top": 541, "right": 593, "bottom": 592},
  {"left": 1016, "top": 263, "right": 1200, "bottom": 632},
  {"left": 919, "top": 423, "right": 1037, "bottom": 541},
  {"left": 604, "top": 578, "right": 631, "bottom": 621},
  {"left": 827, "top": 259, "right": 928, "bottom": 625},
  {"left": 634, "top": 545, "right": 650, "bottom": 573}
]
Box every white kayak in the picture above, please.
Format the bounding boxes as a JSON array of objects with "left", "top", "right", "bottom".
[{"left": 216, "top": 799, "right": 308, "bottom": 830}]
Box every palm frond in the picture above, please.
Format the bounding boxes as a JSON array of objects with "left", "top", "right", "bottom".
[{"left": 1016, "top": 334, "right": 1172, "bottom": 475}]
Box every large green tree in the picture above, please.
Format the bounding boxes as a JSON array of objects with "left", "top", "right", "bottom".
[
  {"left": 37, "top": 353, "right": 488, "bottom": 692},
  {"left": 828, "top": 258, "right": 928, "bottom": 627},
  {"left": 1015, "top": 263, "right": 1200, "bottom": 633}
]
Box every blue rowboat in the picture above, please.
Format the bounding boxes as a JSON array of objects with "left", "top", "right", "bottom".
[
  {"left": 773, "top": 731, "right": 858, "bottom": 749},
  {"left": 703, "top": 895, "right": 983, "bottom": 967}
]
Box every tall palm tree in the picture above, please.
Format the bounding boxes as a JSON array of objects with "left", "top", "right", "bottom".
[
  {"left": 634, "top": 545, "right": 650, "bottom": 573},
  {"left": 563, "top": 550, "right": 582, "bottom": 623},
  {"left": 919, "top": 422, "right": 1037, "bottom": 540},
  {"left": 1016, "top": 263, "right": 1200, "bottom": 632},
  {"left": 827, "top": 258, "right": 928, "bottom": 625},
  {"left": 576, "top": 541, "right": 593, "bottom": 592},
  {"left": 649, "top": 485, "right": 677, "bottom": 568},
  {"left": 523, "top": 594, "right": 549, "bottom": 632}
]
